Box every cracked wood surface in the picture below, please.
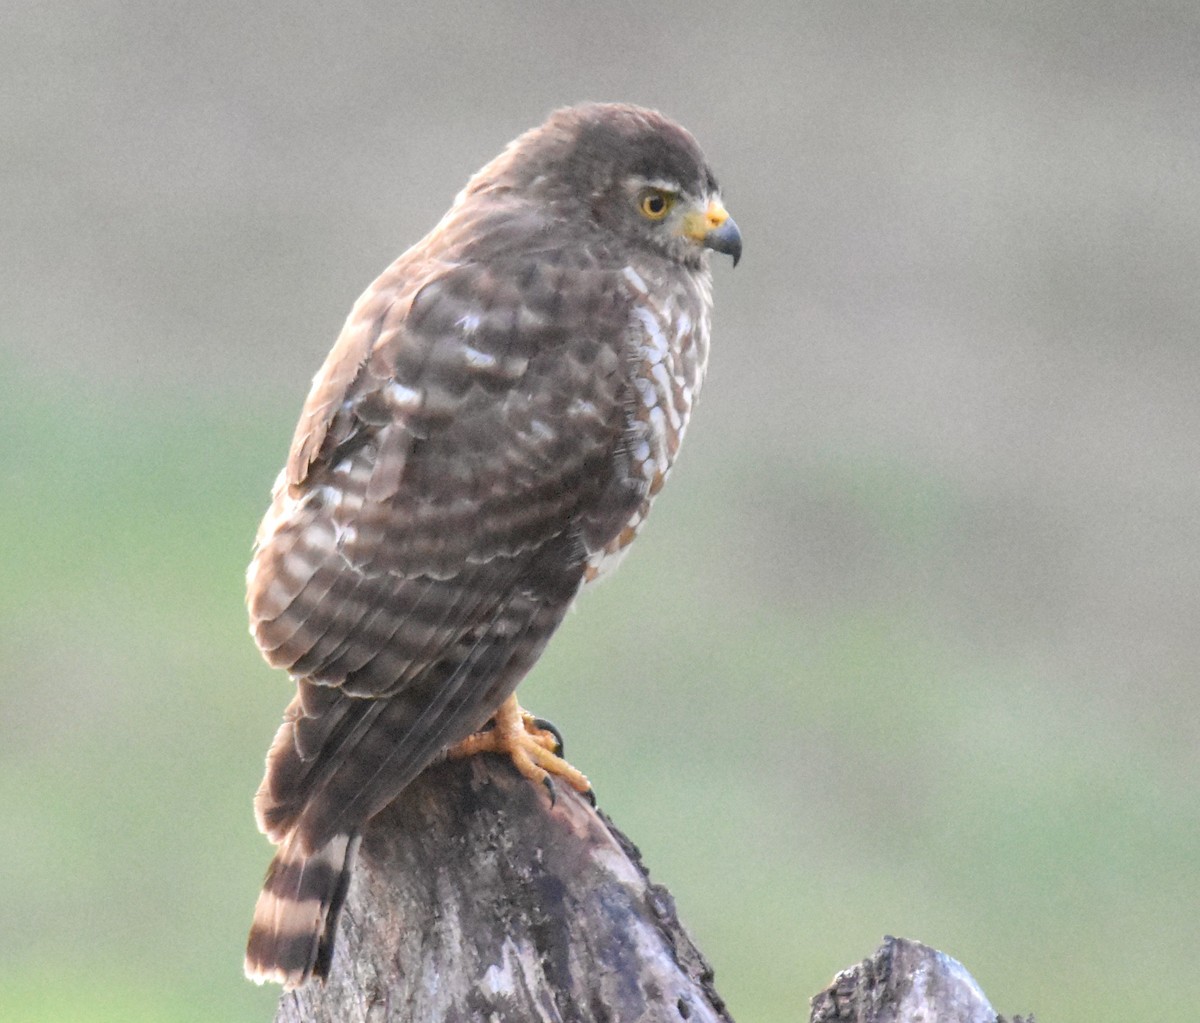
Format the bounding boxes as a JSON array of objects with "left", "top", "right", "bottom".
[
  {"left": 264, "top": 755, "right": 1032, "bottom": 1022},
  {"left": 810, "top": 936, "right": 1033, "bottom": 1023},
  {"left": 271, "top": 753, "right": 733, "bottom": 1023}
]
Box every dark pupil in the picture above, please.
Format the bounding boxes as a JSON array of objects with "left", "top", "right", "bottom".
[{"left": 646, "top": 194, "right": 664, "bottom": 213}]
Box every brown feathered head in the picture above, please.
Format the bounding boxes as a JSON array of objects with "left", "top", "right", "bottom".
[{"left": 458, "top": 102, "right": 741, "bottom": 269}]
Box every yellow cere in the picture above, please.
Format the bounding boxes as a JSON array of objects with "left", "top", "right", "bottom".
[{"left": 681, "top": 198, "right": 729, "bottom": 240}]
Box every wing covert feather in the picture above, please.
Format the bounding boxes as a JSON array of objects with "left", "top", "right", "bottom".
[{"left": 249, "top": 247, "right": 643, "bottom": 721}]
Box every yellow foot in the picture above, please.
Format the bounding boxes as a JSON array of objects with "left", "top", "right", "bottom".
[{"left": 449, "top": 694, "right": 591, "bottom": 798}]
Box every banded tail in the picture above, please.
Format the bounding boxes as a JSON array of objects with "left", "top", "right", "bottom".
[{"left": 244, "top": 829, "right": 361, "bottom": 989}]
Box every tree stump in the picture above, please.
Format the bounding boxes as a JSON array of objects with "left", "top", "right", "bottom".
[
  {"left": 272, "top": 752, "right": 733, "bottom": 1022},
  {"left": 810, "top": 936, "right": 1033, "bottom": 1023},
  {"left": 267, "top": 754, "right": 1032, "bottom": 1022}
]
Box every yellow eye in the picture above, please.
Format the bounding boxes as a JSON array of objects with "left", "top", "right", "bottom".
[{"left": 638, "top": 189, "right": 674, "bottom": 220}]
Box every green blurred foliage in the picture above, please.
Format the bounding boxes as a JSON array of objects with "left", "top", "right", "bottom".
[{"left": 4, "top": 2, "right": 1200, "bottom": 1021}]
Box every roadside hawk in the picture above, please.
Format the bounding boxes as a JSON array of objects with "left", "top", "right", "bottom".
[{"left": 244, "top": 102, "right": 741, "bottom": 988}]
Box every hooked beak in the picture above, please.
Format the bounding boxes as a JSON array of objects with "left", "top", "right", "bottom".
[
  {"left": 685, "top": 198, "right": 743, "bottom": 266},
  {"left": 705, "top": 215, "right": 742, "bottom": 266}
]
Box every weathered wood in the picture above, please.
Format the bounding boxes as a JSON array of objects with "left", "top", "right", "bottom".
[
  {"left": 810, "top": 936, "right": 1033, "bottom": 1023},
  {"left": 272, "top": 752, "right": 734, "bottom": 1023},
  {"left": 267, "top": 755, "right": 1033, "bottom": 1023}
]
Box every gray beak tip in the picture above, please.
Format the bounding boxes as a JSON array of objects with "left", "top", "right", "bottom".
[{"left": 703, "top": 216, "right": 742, "bottom": 267}]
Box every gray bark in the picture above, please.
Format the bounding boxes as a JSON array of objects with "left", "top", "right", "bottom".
[
  {"left": 269, "top": 756, "right": 1033, "bottom": 1023},
  {"left": 272, "top": 753, "right": 733, "bottom": 1023},
  {"left": 810, "top": 936, "right": 1034, "bottom": 1023}
]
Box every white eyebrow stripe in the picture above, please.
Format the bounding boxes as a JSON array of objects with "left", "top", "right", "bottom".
[{"left": 628, "top": 175, "right": 683, "bottom": 193}]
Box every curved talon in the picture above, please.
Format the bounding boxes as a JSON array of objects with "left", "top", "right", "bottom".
[
  {"left": 449, "top": 694, "right": 591, "bottom": 798},
  {"left": 531, "top": 717, "right": 565, "bottom": 755}
]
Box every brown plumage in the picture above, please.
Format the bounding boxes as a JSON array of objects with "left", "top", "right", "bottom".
[{"left": 244, "top": 102, "right": 741, "bottom": 988}]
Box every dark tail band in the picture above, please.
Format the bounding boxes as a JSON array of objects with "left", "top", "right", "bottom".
[{"left": 244, "top": 830, "right": 360, "bottom": 989}]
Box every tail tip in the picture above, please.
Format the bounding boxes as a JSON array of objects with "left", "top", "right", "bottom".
[
  {"left": 244, "top": 831, "right": 358, "bottom": 990},
  {"left": 245, "top": 900, "right": 324, "bottom": 990},
  {"left": 244, "top": 954, "right": 313, "bottom": 991}
]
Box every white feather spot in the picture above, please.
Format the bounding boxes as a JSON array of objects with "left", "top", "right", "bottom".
[
  {"left": 622, "top": 265, "right": 649, "bottom": 294},
  {"left": 517, "top": 304, "right": 547, "bottom": 331},
  {"left": 314, "top": 484, "right": 343, "bottom": 509},
  {"left": 456, "top": 311, "right": 483, "bottom": 334},
  {"left": 650, "top": 361, "right": 673, "bottom": 395},
  {"left": 568, "top": 396, "right": 599, "bottom": 419},
  {"left": 631, "top": 305, "right": 670, "bottom": 362},
  {"left": 635, "top": 376, "right": 658, "bottom": 408},
  {"left": 648, "top": 406, "right": 670, "bottom": 468},
  {"left": 650, "top": 363, "right": 682, "bottom": 430},
  {"left": 261, "top": 575, "right": 298, "bottom": 615},
  {"left": 386, "top": 380, "right": 422, "bottom": 411},
  {"left": 462, "top": 345, "right": 497, "bottom": 370}
]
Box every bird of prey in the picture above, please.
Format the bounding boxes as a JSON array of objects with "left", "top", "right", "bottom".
[{"left": 244, "top": 102, "right": 741, "bottom": 989}]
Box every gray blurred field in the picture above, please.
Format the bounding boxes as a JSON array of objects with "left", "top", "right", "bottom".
[{"left": 3, "top": 3, "right": 1198, "bottom": 1020}]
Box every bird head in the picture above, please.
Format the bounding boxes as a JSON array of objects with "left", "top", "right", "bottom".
[{"left": 475, "top": 103, "right": 742, "bottom": 271}]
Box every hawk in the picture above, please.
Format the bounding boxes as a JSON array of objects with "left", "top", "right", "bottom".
[{"left": 244, "top": 102, "right": 741, "bottom": 988}]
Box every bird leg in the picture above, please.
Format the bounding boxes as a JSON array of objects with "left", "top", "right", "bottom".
[{"left": 448, "top": 694, "right": 591, "bottom": 797}]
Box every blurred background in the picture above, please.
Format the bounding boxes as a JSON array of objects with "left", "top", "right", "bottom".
[{"left": 4, "top": 2, "right": 1199, "bottom": 1020}]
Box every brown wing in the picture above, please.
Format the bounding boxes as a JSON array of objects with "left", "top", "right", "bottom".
[{"left": 248, "top": 243, "right": 645, "bottom": 852}]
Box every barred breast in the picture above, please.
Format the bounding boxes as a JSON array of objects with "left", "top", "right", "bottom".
[{"left": 583, "top": 263, "right": 713, "bottom": 583}]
